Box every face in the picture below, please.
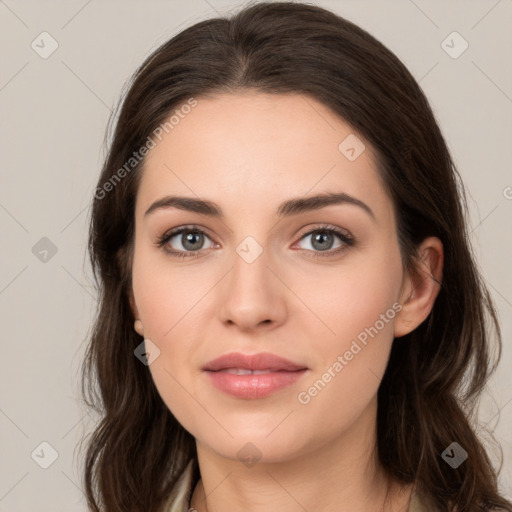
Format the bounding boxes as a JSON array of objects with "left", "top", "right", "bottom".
[{"left": 130, "top": 91, "right": 410, "bottom": 463}]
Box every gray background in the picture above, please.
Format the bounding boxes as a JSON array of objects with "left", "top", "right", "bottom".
[{"left": 0, "top": 0, "right": 511, "bottom": 509}]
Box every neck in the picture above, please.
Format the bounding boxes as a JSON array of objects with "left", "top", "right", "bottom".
[{"left": 189, "top": 397, "right": 413, "bottom": 512}]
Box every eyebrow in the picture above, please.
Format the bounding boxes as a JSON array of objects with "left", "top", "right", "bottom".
[{"left": 144, "top": 192, "right": 376, "bottom": 222}]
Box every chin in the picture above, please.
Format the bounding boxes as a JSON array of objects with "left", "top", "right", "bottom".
[{"left": 196, "top": 428, "right": 318, "bottom": 466}]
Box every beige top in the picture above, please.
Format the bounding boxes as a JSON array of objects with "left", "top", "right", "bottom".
[{"left": 163, "top": 459, "right": 431, "bottom": 512}]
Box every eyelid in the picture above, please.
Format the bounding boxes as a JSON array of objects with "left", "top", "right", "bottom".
[{"left": 294, "top": 223, "right": 352, "bottom": 242}]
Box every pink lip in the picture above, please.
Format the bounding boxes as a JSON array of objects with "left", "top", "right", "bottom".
[
  {"left": 202, "top": 352, "right": 309, "bottom": 399},
  {"left": 202, "top": 352, "right": 307, "bottom": 372}
]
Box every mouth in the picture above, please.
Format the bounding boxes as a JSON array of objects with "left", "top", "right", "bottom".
[
  {"left": 214, "top": 368, "right": 301, "bottom": 375},
  {"left": 202, "top": 352, "right": 308, "bottom": 399},
  {"left": 202, "top": 351, "right": 307, "bottom": 373},
  {"left": 203, "top": 369, "right": 308, "bottom": 399}
]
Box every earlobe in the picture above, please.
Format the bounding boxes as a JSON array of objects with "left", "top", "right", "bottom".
[
  {"left": 134, "top": 319, "right": 144, "bottom": 336},
  {"left": 394, "top": 237, "right": 444, "bottom": 338}
]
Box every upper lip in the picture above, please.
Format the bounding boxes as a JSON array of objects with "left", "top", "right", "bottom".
[{"left": 202, "top": 352, "right": 307, "bottom": 372}]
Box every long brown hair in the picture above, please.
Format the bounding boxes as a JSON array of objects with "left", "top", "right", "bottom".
[{"left": 80, "top": 2, "right": 512, "bottom": 510}]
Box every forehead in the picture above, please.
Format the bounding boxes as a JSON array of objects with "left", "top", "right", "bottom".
[{"left": 136, "top": 92, "right": 390, "bottom": 221}]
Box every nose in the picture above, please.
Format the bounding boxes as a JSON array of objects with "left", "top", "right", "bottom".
[{"left": 218, "top": 243, "right": 287, "bottom": 332}]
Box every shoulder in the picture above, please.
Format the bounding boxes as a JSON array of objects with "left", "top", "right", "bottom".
[
  {"left": 163, "top": 459, "right": 195, "bottom": 512},
  {"left": 409, "top": 488, "right": 437, "bottom": 512},
  {"left": 163, "top": 465, "right": 437, "bottom": 512}
]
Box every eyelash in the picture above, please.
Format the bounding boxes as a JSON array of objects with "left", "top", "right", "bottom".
[{"left": 155, "top": 224, "right": 354, "bottom": 260}]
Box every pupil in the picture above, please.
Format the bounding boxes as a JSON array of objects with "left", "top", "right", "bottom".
[
  {"left": 313, "top": 232, "right": 333, "bottom": 250},
  {"left": 183, "top": 232, "right": 202, "bottom": 251}
]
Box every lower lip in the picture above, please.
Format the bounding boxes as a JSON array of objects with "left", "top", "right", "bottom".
[{"left": 204, "top": 369, "right": 308, "bottom": 399}]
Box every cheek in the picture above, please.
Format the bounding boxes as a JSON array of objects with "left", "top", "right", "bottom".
[
  {"left": 131, "top": 249, "right": 209, "bottom": 434},
  {"left": 292, "top": 240, "right": 403, "bottom": 406},
  {"left": 131, "top": 247, "right": 218, "bottom": 426},
  {"left": 294, "top": 239, "right": 403, "bottom": 351},
  {"left": 131, "top": 244, "right": 212, "bottom": 340},
  {"left": 292, "top": 263, "right": 402, "bottom": 433}
]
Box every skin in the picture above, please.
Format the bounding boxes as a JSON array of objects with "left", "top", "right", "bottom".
[{"left": 129, "top": 91, "right": 443, "bottom": 512}]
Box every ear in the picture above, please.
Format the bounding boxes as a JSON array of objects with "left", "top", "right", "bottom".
[
  {"left": 394, "top": 236, "right": 444, "bottom": 338},
  {"left": 129, "top": 287, "right": 139, "bottom": 318},
  {"left": 129, "top": 288, "right": 145, "bottom": 337}
]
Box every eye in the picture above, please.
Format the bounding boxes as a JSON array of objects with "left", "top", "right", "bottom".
[
  {"left": 155, "top": 224, "right": 354, "bottom": 260},
  {"left": 156, "top": 225, "right": 215, "bottom": 259},
  {"left": 294, "top": 225, "right": 354, "bottom": 258}
]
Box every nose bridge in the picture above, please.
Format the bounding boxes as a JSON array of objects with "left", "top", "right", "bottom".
[
  {"left": 218, "top": 232, "right": 286, "bottom": 329},
  {"left": 232, "top": 234, "right": 269, "bottom": 289}
]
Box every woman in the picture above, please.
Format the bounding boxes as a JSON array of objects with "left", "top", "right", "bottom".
[{"left": 80, "top": 2, "right": 512, "bottom": 511}]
